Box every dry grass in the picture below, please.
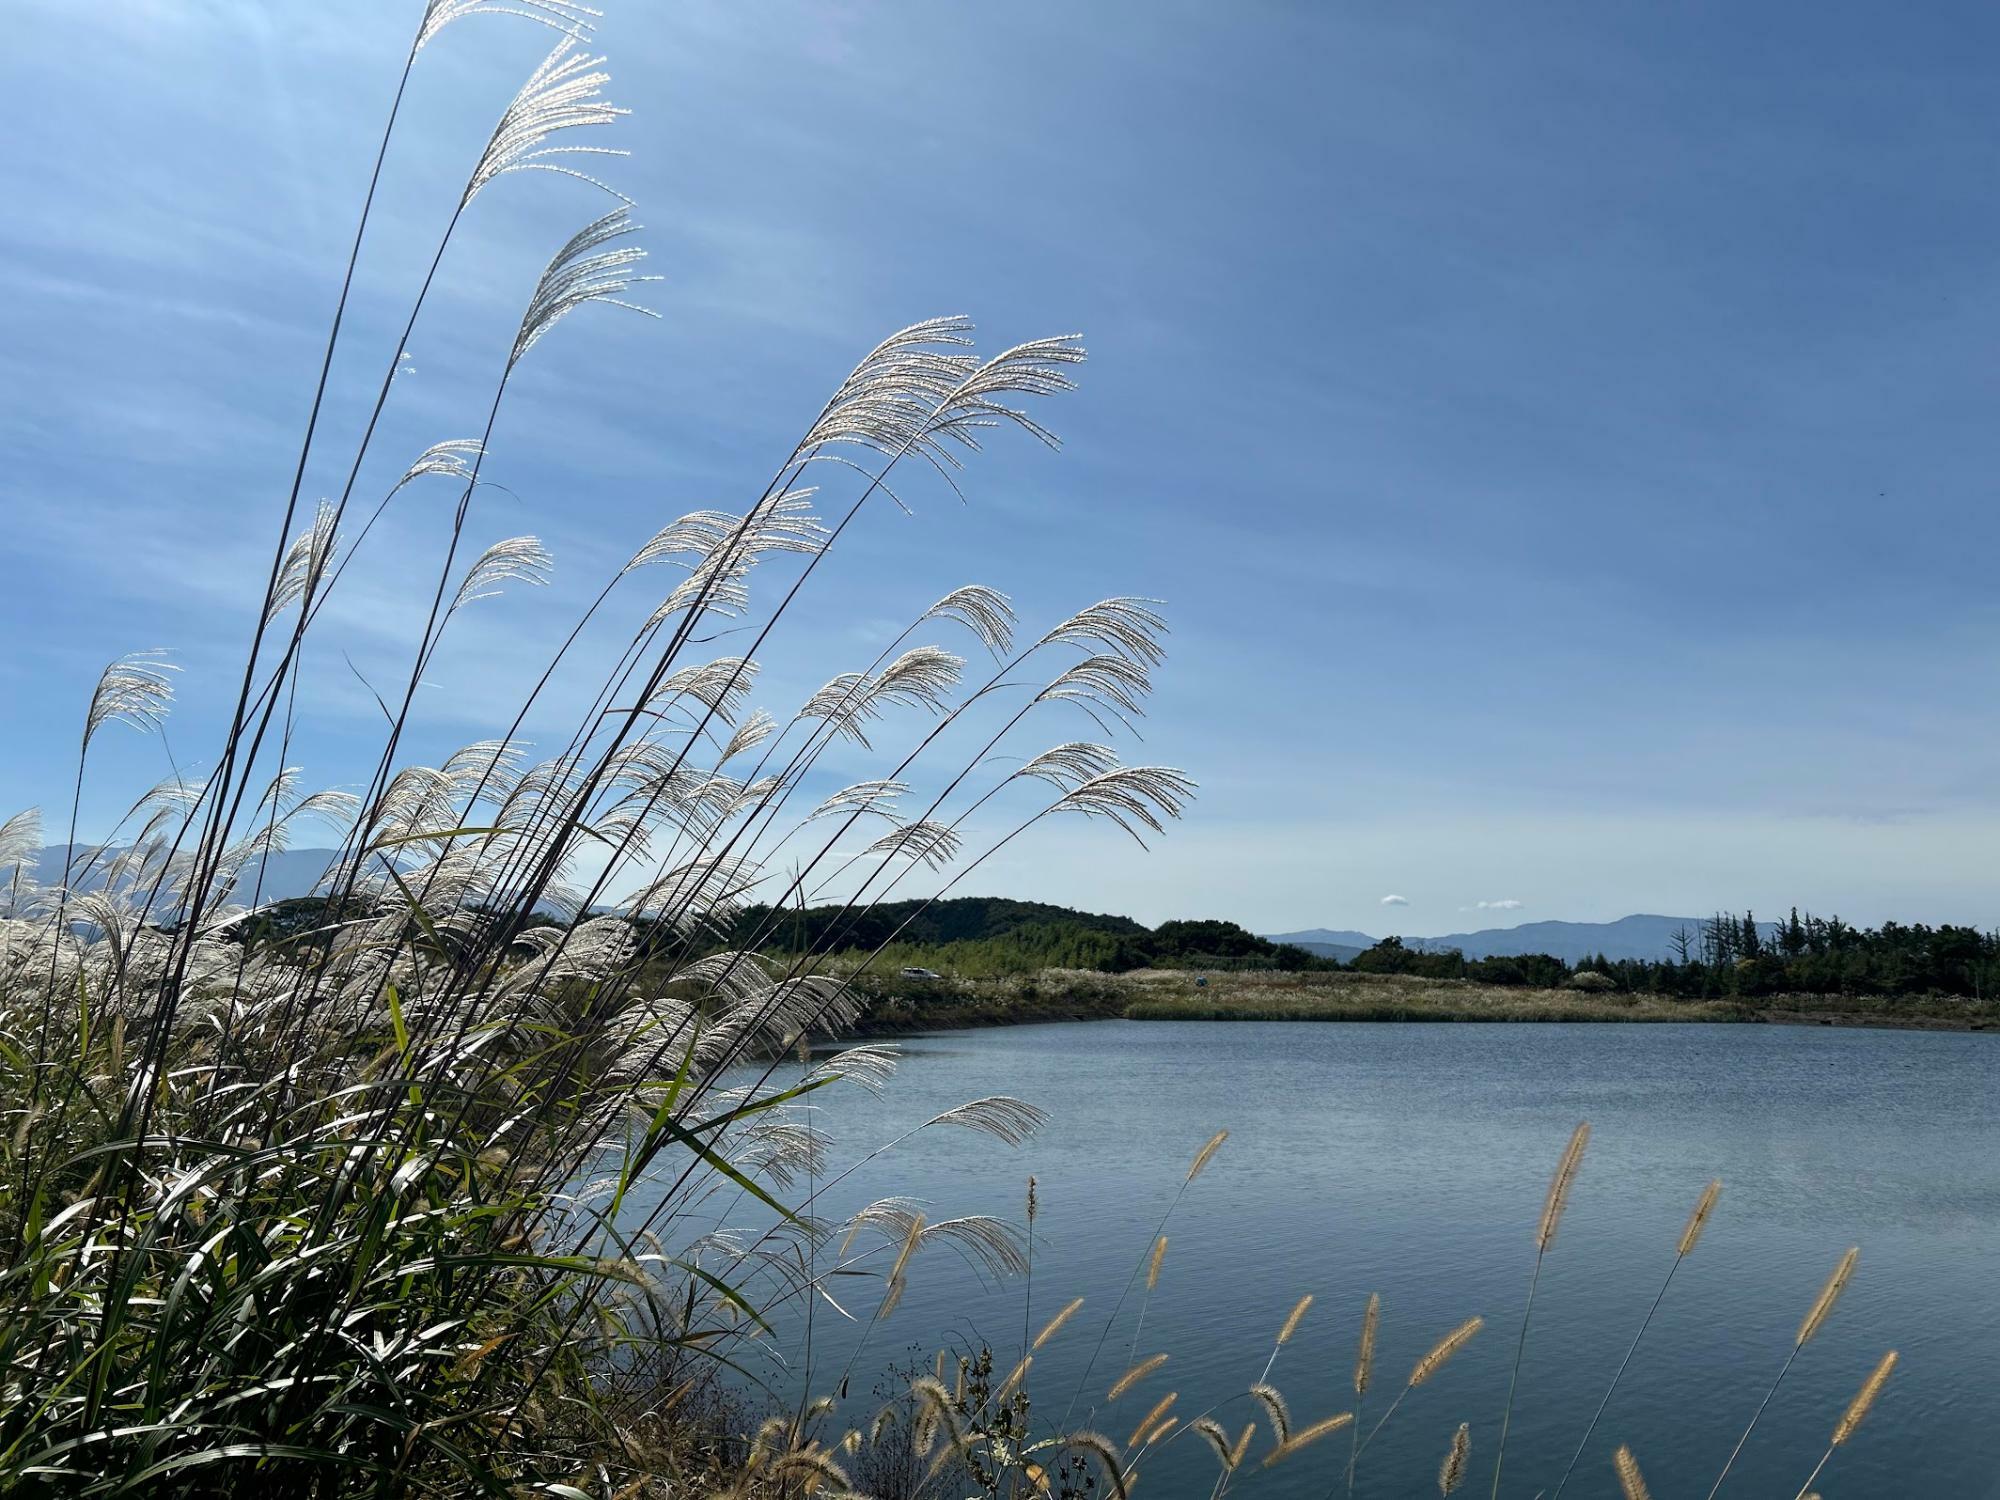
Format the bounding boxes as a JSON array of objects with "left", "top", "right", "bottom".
[{"left": 1109, "top": 968, "right": 1743, "bottom": 1022}]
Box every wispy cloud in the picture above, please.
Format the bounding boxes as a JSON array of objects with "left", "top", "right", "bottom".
[
  {"left": 1379, "top": 893, "right": 1410, "bottom": 906},
  {"left": 1470, "top": 898, "right": 1523, "bottom": 911}
]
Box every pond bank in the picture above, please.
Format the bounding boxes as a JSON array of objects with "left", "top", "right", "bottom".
[{"left": 843, "top": 967, "right": 2000, "bottom": 1034}]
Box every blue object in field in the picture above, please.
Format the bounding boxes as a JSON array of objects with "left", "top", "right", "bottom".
[{"left": 1195, "top": 975, "right": 1208, "bottom": 988}]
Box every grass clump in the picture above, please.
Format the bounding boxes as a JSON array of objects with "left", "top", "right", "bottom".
[{"left": 0, "top": 4, "right": 1192, "bottom": 1493}]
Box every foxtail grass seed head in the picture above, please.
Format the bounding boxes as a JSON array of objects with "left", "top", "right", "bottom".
[
  {"left": 1678, "top": 1178, "right": 1723, "bottom": 1256},
  {"left": 1187, "top": 1129, "right": 1227, "bottom": 1182},
  {"left": 1228, "top": 1421, "right": 1257, "bottom": 1470},
  {"left": 1277, "top": 1292, "right": 1313, "bottom": 1345},
  {"left": 1033, "top": 1296, "right": 1084, "bottom": 1350},
  {"left": 1064, "top": 1432, "right": 1130, "bottom": 1500},
  {"left": 1797, "top": 1247, "right": 1859, "bottom": 1347},
  {"left": 1536, "top": 1121, "right": 1590, "bottom": 1252},
  {"left": 1437, "top": 1422, "right": 1470, "bottom": 1496},
  {"left": 1613, "top": 1444, "right": 1651, "bottom": 1500},
  {"left": 1264, "top": 1411, "right": 1353, "bottom": 1467},
  {"left": 1832, "top": 1350, "right": 1898, "bottom": 1445},
  {"left": 1127, "top": 1392, "right": 1177, "bottom": 1450},
  {"left": 1411, "top": 1317, "right": 1484, "bottom": 1387},
  {"left": 1250, "top": 1383, "right": 1292, "bottom": 1444},
  {"left": 1146, "top": 1234, "right": 1168, "bottom": 1290},
  {"left": 1355, "top": 1292, "right": 1381, "bottom": 1396},
  {"left": 1027, "top": 1175, "right": 1038, "bottom": 1225},
  {"left": 1108, "top": 1353, "right": 1168, "bottom": 1402},
  {"left": 997, "top": 1355, "right": 1033, "bottom": 1404},
  {"left": 1147, "top": 1418, "right": 1178, "bottom": 1445},
  {"left": 768, "top": 1446, "right": 852, "bottom": 1492},
  {"left": 1192, "top": 1417, "right": 1233, "bottom": 1471}
]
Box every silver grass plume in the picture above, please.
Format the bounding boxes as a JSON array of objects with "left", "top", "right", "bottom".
[
  {"left": 391, "top": 439, "right": 484, "bottom": 495},
  {"left": 265, "top": 501, "right": 339, "bottom": 624},
  {"left": 510, "top": 207, "right": 658, "bottom": 368},
  {"left": 798, "top": 647, "right": 964, "bottom": 749},
  {"left": 1038, "top": 597, "right": 1169, "bottom": 667},
  {"left": 921, "top": 335, "right": 1087, "bottom": 458},
  {"left": 84, "top": 651, "right": 178, "bottom": 749},
  {"left": 1047, "top": 765, "right": 1197, "bottom": 846},
  {"left": 1014, "top": 742, "right": 1122, "bottom": 792},
  {"left": 799, "top": 317, "right": 979, "bottom": 469},
  {"left": 465, "top": 39, "right": 628, "bottom": 207},
  {"left": 417, "top": 0, "right": 597, "bottom": 51},
  {"left": 1036, "top": 654, "right": 1155, "bottom": 734},
  {"left": 451, "top": 536, "right": 553, "bottom": 611},
  {"left": 805, "top": 780, "right": 909, "bottom": 826},
  {"left": 922, "top": 1096, "right": 1049, "bottom": 1146},
  {"left": 922, "top": 584, "right": 1016, "bottom": 656},
  {"left": 623, "top": 492, "right": 827, "bottom": 574},
  {"left": 0, "top": 809, "right": 43, "bottom": 881},
  {"left": 866, "top": 819, "right": 964, "bottom": 871}
]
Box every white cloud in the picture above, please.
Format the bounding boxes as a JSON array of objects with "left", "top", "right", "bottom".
[
  {"left": 1379, "top": 893, "right": 1410, "bottom": 906},
  {"left": 1474, "top": 898, "right": 1524, "bottom": 911}
]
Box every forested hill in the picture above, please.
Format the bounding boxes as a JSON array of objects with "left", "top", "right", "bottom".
[{"left": 728, "top": 897, "right": 1319, "bottom": 974}]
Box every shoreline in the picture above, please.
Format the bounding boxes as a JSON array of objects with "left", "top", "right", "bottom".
[{"left": 844, "top": 967, "right": 1999, "bottom": 1036}]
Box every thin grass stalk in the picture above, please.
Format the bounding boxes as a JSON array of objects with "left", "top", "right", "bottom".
[
  {"left": 1550, "top": 1178, "right": 1720, "bottom": 1499},
  {"left": 1705, "top": 1247, "right": 1859, "bottom": 1499},
  {"left": 1789, "top": 1349, "right": 1895, "bottom": 1500},
  {"left": 1490, "top": 1121, "right": 1588, "bottom": 1499}
]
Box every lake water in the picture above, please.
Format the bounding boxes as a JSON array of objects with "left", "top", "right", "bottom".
[{"left": 709, "top": 1020, "right": 2000, "bottom": 1497}]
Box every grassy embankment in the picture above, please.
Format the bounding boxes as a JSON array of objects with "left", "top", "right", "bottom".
[{"left": 846, "top": 965, "right": 2000, "bottom": 1031}]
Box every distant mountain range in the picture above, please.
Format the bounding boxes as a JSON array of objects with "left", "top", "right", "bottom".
[
  {"left": 23, "top": 847, "right": 1773, "bottom": 969},
  {"left": 1267, "top": 914, "right": 1780, "bottom": 965}
]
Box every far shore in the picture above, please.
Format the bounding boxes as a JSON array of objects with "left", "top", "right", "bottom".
[{"left": 843, "top": 966, "right": 2000, "bottom": 1036}]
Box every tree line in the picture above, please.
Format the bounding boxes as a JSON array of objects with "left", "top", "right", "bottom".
[
  {"left": 1353, "top": 909, "right": 2000, "bottom": 1001},
  {"left": 232, "top": 895, "right": 2000, "bottom": 1001}
]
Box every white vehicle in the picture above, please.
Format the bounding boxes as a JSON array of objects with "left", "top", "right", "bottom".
[{"left": 898, "top": 966, "right": 944, "bottom": 981}]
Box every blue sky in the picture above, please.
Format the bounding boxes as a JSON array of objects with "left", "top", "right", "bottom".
[{"left": 5, "top": 0, "right": 2000, "bottom": 934}]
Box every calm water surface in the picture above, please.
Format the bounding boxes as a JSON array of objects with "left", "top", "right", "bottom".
[{"left": 717, "top": 1021, "right": 1999, "bottom": 1497}]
